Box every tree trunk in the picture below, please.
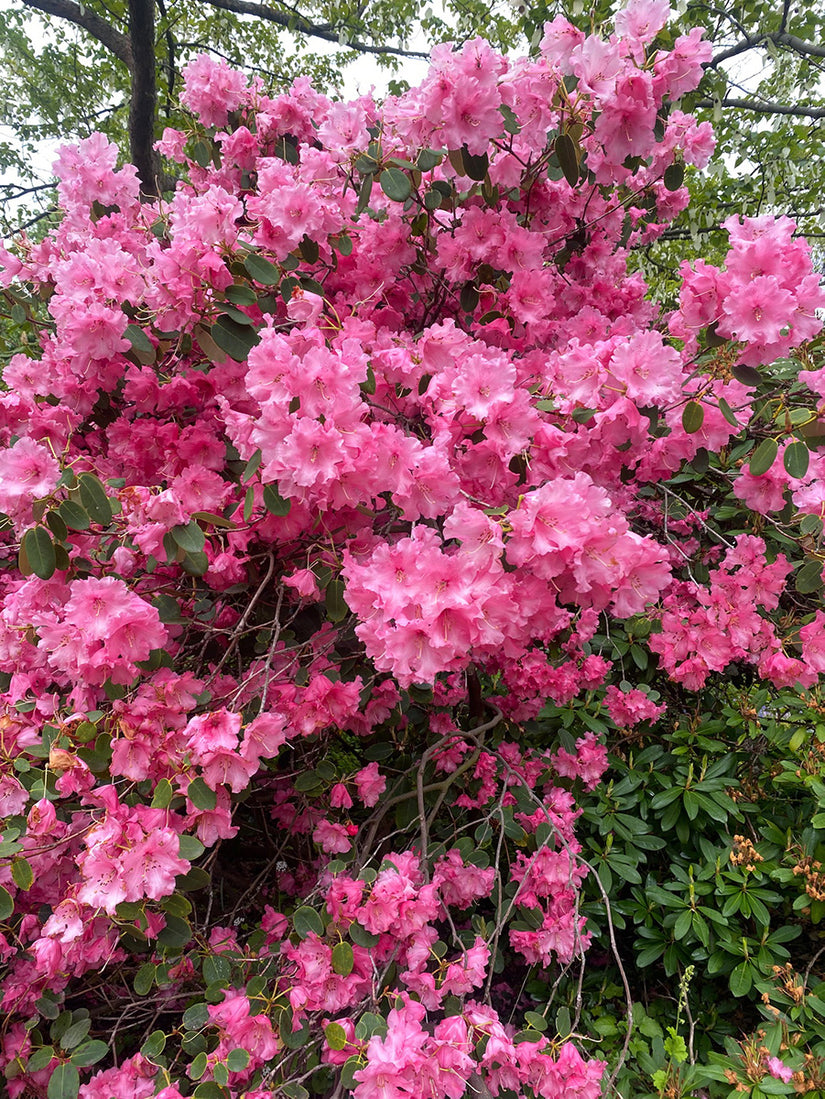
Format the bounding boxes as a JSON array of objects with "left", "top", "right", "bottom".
[{"left": 128, "top": 0, "right": 159, "bottom": 198}]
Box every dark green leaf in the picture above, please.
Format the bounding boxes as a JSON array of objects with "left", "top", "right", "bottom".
[
  {"left": 325, "top": 577, "right": 348, "bottom": 623},
  {"left": 188, "top": 777, "right": 217, "bottom": 811},
  {"left": 22, "top": 527, "right": 56, "bottom": 580},
  {"left": 244, "top": 254, "right": 281, "bottom": 286},
  {"left": 663, "top": 162, "right": 685, "bottom": 190},
  {"left": 729, "top": 961, "right": 753, "bottom": 996},
  {"left": 733, "top": 363, "right": 761, "bottom": 387},
  {"left": 58, "top": 500, "right": 91, "bottom": 531},
  {"left": 78, "top": 474, "right": 113, "bottom": 526},
  {"left": 796, "top": 558, "right": 823, "bottom": 594},
  {"left": 141, "top": 1030, "right": 166, "bottom": 1060},
  {"left": 45, "top": 510, "right": 68, "bottom": 542},
  {"left": 682, "top": 401, "right": 704, "bottom": 433},
  {"left": 226, "top": 1048, "right": 250, "bottom": 1072},
  {"left": 124, "top": 323, "right": 154, "bottom": 354},
  {"left": 263, "top": 483, "right": 291, "bottom": 516},
  {"left": 151, "top": 779, "right": 174, "bottom": 809},
  {"left": 718, "top": 397, "right": 739, "bottom": 427},
  {"left": 47, "top": 1063, "right": 80, "bottom": 1099},
  {"left": 293, "top": 905, "right": 324, "bottom": 939},
  {"left": 225, "top": 284, "right": 258, "bottom": 306},
  {"left": 133, "top": 962, "right": 156, "bottom": 996},
  {"left": 349, "top": 920, "right": 380, "bottom": 947},
  {"left": 178, "top": 835, "right": 205, "bottom": 861},
  {"left": 183, "top": 1003, "right": 210, "bottom": 1031},
  {"left": 555, "top": 134, "right": 579, "bottom": 186},
  {"left": 749, "top": 438, "right": 778, "bottom": 476},
  {"left": 379, "top": 167, "right": 411, "bottom": 202},
  {"left": 784, "top": 440, "right": 810, "bottom": 479},
  {"left": 332, "top": 232, "right": 353, "bottom": 256},
  {"left": 211, "top": 316, "right": 260, "bottom": 362},
  {"left": 460, "top": 147, "right": 489, "bottom": 181},
  {"left": 416, "top": 148, "right": 443, "bottom": 172},
  {"left": 157, "top": 914, "right": 192, "bottom": 948},
  {"left": 171, "top": 521, "right": 206, "bottom": 554}
]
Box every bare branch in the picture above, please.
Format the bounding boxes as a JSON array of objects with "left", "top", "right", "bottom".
[
  {"left": 693, "top": 95, "right": 825, "bottom": 119},
  {"left": 197, "top": 0, "right": 431, "bottom": 58},
  {"left": 20, "top": 0, "right": 133, "bottom": 68},
  {"left": 708, "top": 29, "right": 825, "bottom": 69}
]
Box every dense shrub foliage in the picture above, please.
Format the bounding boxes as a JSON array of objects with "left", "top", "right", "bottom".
[{"left": 0, "top": 3, "right": 824, "bottom": 1097}]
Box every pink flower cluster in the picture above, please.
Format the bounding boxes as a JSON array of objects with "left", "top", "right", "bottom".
[{"left": 0, "top": 4, "right": 822, "bottom": 1096}]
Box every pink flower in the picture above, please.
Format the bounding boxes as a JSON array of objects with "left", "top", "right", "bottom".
[
  {"left": 314, "top": 819, "right": 353, "bottom": 854},
  {"left": 0, "top": 437, "right": 60, "bottom": 532},
  {"left": 766, "top": 1056, "right": 793, "bottom": 1083},
  {"left": 353, "top": 762, "right": 386, "bottom": 807}
]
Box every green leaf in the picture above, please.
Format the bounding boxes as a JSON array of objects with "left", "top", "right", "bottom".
[
  {"left": 193, "top": 1084, "right": 228, "bottom": 1099},
  {"left": 226, "top": 1048, "right": 250, "bottom": 1072},
  {"left": 331, "top": 940, "right": 354, "bottom": 977},
  {"left": 141, "top": 1030, "right": 166, "bottom": 1060},
  {"left": 341, "top": 1055, "right": 361, "bottom": 1090},
  {"left": 11, "top": 858, "right": 33, "bottom": 892},
  {"left": 225, "top": 284, "right": 258, "bottom": 306},
  {"left": 416, "top": 148, "right": 443, "bottom": 172},
  {"left": 784, "top": 440, "right": 810, "bottom": 479},
  {"left": 682, "top": 401, "right": 704, "bottom": 434},
  {"left": 293, "top": 905, "right": 324, "bottom": 939},
  {"left": 244, "top": 253, "right": 281, "bottom": 285},
  {"left": 729, "top": 960, "right": 753, "bottom": 996},
  {"left": 524, "top": 1011, "right": 548, "bottom": 1032},
  {"left": 263, "top": 483, "right": 291, "bottom": 516},
  {"left": 349, "top": 920, "right": 380, "bottom": 947},
  {"left": 21, "top": 527, "right": 56, "bottom": 580},
  {"left": 45, "top": 510, "right": 69, "bottom": 542},
  {"left": 332, "top": 232, "right": 353, "bottom": 256},
  {"left": 47, "top": 1063, "right": 80, "bottom": 1099},
  {"left": 749, "top": 438, "right": 778, "bottom": 476},
  {"left": 325, "top": 1022, "right": 348, "bottom": 1051},
  {"left": 325, "top": 577, "right": 348, "bottom": 623},
  {"left": 187, "top": 777, "right": 217, "bottom": 811},
  {"left": 124, "top": 324, "right": 154, "bottom": 354},
  {"left": 183, "top": 1003, "right": 210, "bottom": 1031},
  {"left": 178, "top": 835, "right": 205, "bottom": 862},
  {"left": 796, "top": 558, "right": 823, "bottom": 594},
  {"left": 203, "top": 954, "right": 231, "bottom": 986},
  {"left": 555, "top": 133, "right": 579, "bottom": 186},
  {"left": 157, "top": 914, "right": 192, "bottom": 948},
  {"left": 718, "top": 397, "right": 739, "bottom": 427},
  {"left": 133, "top": 962, "right": 156, "bottom": 996},
  {"left": 460, "top": 147, "right": 489, "bottom": 181},
  {"left": 379, "top": 167, "right": 411, "bottom": 202},
  {"left": 151, "top": 779, "right": 174, "bottom": 809},
  {"left": 733, "top": 363, "right": 761, "bottom": 387},
  {"left": 0, "top": 884, "right": 14, "bottom": 920},
  {"left": 211, "top": 315, "right": 260, "bottom": 362},
  {"left": 59, "top": 1018, "right": 90, "bottom": 1051},
  {"left": 58, "top": 500, "right": 91, "bottom": 531},
  {"left": 78, "top": 474, "right": 113, "bottom": 526},
  {"left": 171, "top": 521, "right": 206, "bottom": 554},
  {"left": 663, "top": 162, "right": 685, "bottom": 191},
  {"left": 28, "top": 1045, "right": 56, "bottom": 1072}
]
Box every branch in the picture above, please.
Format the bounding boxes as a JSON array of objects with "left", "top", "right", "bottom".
[
  {"left": 708, "top": 29, "right": 825, "bottom": 69},
  {"left": 693, "top": 95, "right": 825, "bottom": 119},
  {"left": 197, "top": 0, "right": 430, "bottom": 58},
  {"left": 20, "top": 0, "right": 133, "bottom": 68}
]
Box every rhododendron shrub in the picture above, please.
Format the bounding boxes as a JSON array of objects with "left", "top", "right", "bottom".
[{"left": 0, "top": 4, "right": 823, "bottom": 1096}]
